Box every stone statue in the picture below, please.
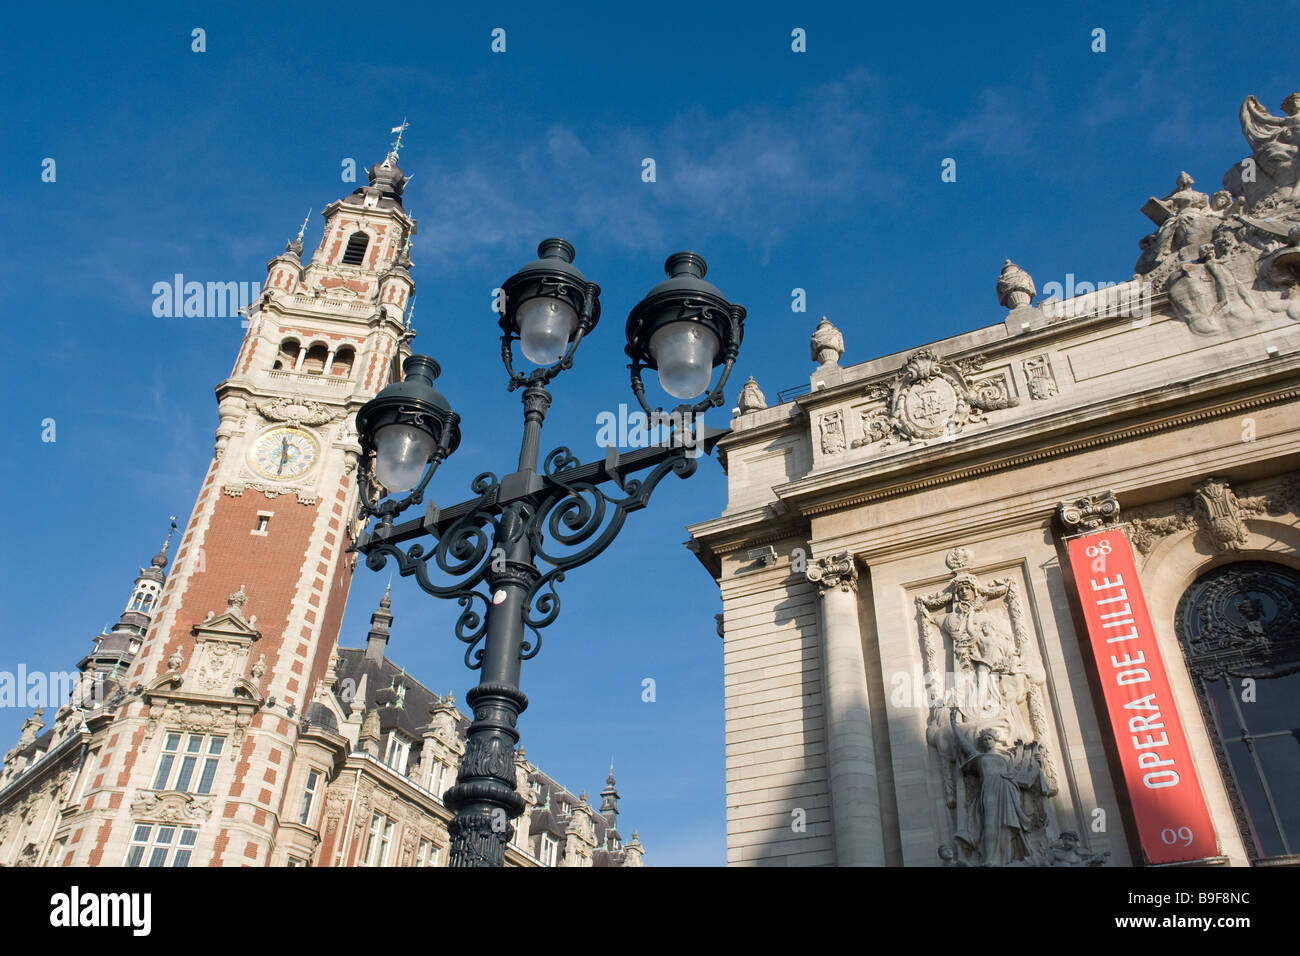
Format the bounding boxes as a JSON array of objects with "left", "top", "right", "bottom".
[
  {"left": 1136, "top": 172, "right": 1216, "bottom": 276},
  {"left": 919, "top": 548, "right": 1059, "bottom": 865},
  {"left": 1227, "top": 92, "right": 1300, "bottom": 207},
  {"left": 810, "top": 316, "right": 844, "bottom": 367},
  {"left": 937, "top": 843, "right": 968, "bottom": 867},
  {"left": 1046, "top": 830, "right": 1109, "bottom": 867},
  {"left": 995, "top": 260, "right": 1035, "bottom": 309},
  {"left": 1136, "top": 93, "right": 1300, "bottom": 331},
  {"left": 736, "top": 376, "right": 767, "bottom": 415},
  {"left": 950, "top": 710, "right": 1049, "bottom": 867}
]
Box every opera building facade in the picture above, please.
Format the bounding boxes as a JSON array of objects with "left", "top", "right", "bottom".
[{"left": 688, "top": 92, "right": 1300, "bottom": 867}]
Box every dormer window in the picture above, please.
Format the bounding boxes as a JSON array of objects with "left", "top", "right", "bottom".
[
  {"left": 341, "top": 232, "right": 369, "bottom": 266},
  {"left": 383, "top": 732, "right": 410, "bottom": 775},
  {"left": 539, "top": 833, "right": 559, "bottom": 867}
]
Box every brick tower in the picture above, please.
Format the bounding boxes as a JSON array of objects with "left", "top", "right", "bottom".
[{"left": 70, "top": 142, "right": 419, "bottom": 866}]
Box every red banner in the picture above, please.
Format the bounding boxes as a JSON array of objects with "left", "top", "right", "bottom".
[{"left": 1066, "top": 528, "right": 1218, "bottom": 864}]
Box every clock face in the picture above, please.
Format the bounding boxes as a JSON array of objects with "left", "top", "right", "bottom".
[{"left": 250, "top": 426, "right": 320, "bottom": 480}]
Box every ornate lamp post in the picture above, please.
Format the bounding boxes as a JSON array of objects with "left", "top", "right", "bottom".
[{"left": 350, "top": 239, "right": 746, "bottom": 867}]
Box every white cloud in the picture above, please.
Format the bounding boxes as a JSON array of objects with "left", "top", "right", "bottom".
[{"left": 407, "top": 67, "right": 900, "bottom": 261}]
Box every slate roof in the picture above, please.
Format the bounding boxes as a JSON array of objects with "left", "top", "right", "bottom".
[
  {"left": 526, "top": 767, "right": 630, "bottom": 865},
  {"left": 332, "top": 646, "right": 470, "bottom": 744}
]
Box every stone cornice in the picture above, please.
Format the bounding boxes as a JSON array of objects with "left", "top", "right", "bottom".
[
  {"left": 685, "top": 504, "right": 809, "bottom": 578},
  {"left": 341, "top": 752, "right": 453, "bottom": 822},
  {"left": 687, "top": 359, "right": 1300, "bottom": 572}
]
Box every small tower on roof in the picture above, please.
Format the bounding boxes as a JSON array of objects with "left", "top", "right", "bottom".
[
  {"left": 364, "top": 583, "right": 394, "bottom": 663},
  {"left": 599, "top": 761, "right": 621, "bottom": 830},
  {"left": 78, "top": 517, "right": 176, "bottom": 679}
]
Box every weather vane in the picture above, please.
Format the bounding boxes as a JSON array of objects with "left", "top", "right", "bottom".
[{"left": 389, "top": 118, "right": 409, "bottom": 158}]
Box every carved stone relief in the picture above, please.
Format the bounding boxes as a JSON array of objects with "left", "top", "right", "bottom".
[
  {"left": 130, "top": 789, "right": 215, "bottom": 823},
  {"left": 1022, "top": 354, "right": 1059, "bottom": 400},
  {"left": 1123, "top": 475, "right": 1298, "bottom": 555},
  {"left": 917, "top": 547, "right": 1071, "bottom": 867},
  {"left": 223, "top": 481, "right": 319, "bottom": 505},
  {"left": 853, "top": 349, "right": 1019, "bottom": 449},
  {"left": 142, "top": 702, "right": 253, "bottom": 759},
  {"left": 254, "top": 394, "right": 340, "bottom": 427},
  {"left": 1135, "top": 93, "right": 1300, "bottom": 332},
  {"left": 818, "top": 410, "right": 846, "bottom": 455}
]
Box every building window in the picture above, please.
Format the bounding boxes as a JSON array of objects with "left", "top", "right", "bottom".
[
  {"left": 539, "top": 833, "right": 558, "bottom": 867},
  {"left": 298, "top": 769, "right": 320, "bottom": 826},
  {"left": 274, "top": 338, "right": 301, "bottom": 371},
  {"left": 415, "top": 837, "right": 441, "bottom": 867},
  {"left": 151, "top": 733, "right": 224, "bottom": 794},
  {"left": 252, "top": 513, "right": 271, "bottom": 536},
  {"left": 1175, "top": 560, "right": 1300, "bottom": 863},
  {"left": 341, "top": 231, "right": 369, "bottom": 266},
  {"left": 383, "top": 733, "right": 410, "bottom": 775},
  {"left": 428, "top": 762, "right": 445, "bottom": 795},
  {"left": 302, "top": 342, "right": 328, "bottom": 374},
  {"left": 330, "top": 347, "right": 355, "bottom": 378},
  {"left": 361, "top": 811, "right": 394, "bottom": 866},
  {"left": 286, "top": 855, "right": 309, "bottom": 867},
  {"left": 125, "top": 824, "right": 197, "bottom": 867}
]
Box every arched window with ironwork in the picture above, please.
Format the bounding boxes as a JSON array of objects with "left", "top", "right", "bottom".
[{"left": 1174, "top": 560, "right": 1300, "bottom": 864}]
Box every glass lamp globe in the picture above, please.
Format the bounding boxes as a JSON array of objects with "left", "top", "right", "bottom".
[
  {"left": 649, "top": 322, "right": 720, "bottom": 399},
  {"left": 517, "top": 296, "right": 579, "bottom": 365},
  {"left": 373, "top": 423, "right": 437, "bottom": 493}
]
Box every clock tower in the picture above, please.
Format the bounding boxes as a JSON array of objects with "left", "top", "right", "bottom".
[{"left": 73, "top": 145, "right": 419, "bottom": 866}]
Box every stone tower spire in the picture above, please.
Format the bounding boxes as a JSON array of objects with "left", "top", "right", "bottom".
[
  {"left": 78, "top": 517, "right": 176, "bottom": 679},
  {"left": 364, "top": 583, "right": 394, "bottom": 663},
  {"left": 599, "top": 761, "right": 620, "bottom": 828}
]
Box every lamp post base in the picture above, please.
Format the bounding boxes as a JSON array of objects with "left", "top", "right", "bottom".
[{"left": 444, "top": 680, "right": 528, "bottom": 868}]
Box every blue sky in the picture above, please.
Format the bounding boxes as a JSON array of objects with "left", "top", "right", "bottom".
[{"left": 1, "top": 1, "right": 1296, "bottom": 865}]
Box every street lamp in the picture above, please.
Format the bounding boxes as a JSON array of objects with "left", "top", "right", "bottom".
[{"left": 350, "top": 239, "right": 745, "bottom": 867}]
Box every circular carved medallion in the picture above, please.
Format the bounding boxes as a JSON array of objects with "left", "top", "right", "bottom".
[{"left": 898, "top": 376, "right": 959, "bottom": 438}]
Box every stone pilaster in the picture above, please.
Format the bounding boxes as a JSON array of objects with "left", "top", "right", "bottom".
[{"left": 805, "top": 552, "right": 881, "bottom": 866}]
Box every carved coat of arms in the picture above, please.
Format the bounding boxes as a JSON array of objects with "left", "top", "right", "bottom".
[{"left": 855, "top": 349, "right": 1018, "bottom": 447}]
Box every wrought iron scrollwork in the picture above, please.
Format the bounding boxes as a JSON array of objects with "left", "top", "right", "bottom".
[{"left": 360, "top": 431, "right": 701, "bottom": 667}]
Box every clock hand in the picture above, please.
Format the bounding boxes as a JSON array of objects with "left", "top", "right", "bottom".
[{"left": 277, "top": 436, "right": 289, "bottom": 475}]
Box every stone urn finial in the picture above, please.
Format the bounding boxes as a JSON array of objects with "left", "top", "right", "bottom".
[
  {"left": 810, "top": 316, "right": 844, "bottom": 367},
  {"left": 996, "top": 259, "right": 1036, "bottom": 309},
  {"left": 736, "top": 375, "right": 767, "bottom": 415}
]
